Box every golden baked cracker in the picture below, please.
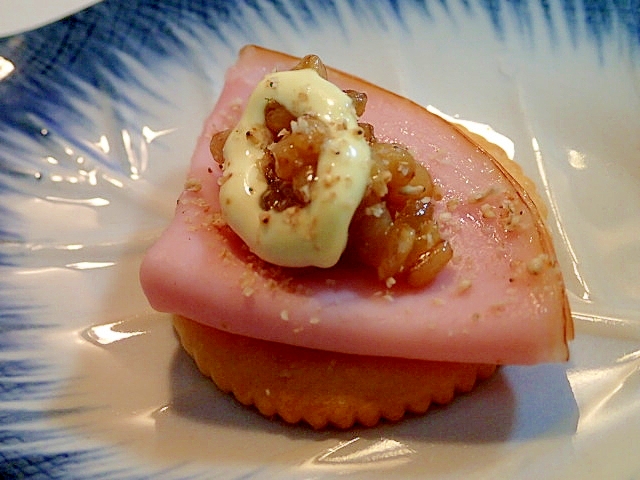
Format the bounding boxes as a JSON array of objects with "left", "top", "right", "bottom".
[{"left": 173, "top": 315, "right": 496, "bottom": 429}]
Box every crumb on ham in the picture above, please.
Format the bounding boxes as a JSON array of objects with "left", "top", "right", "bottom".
[
  {"left": 240, "top": 270, "right": 256, "bottom": 297},
  {"left": 500, "top": 196, "right": 525, "bottom": 232},
  {"left": 207, "top": 212, "right": 227, "bottom": 229},
  {"left": 446, "top": 199, "right": 459, "bottom": 211},
  {"left": 373, "top": 290, "right": 394, "bottom": 302},
  {"left": 468, "top": 186, "right": 495, "bottom": 203},
  {"left": 527, "top": 253, "right": 550, "bottom": 274},
  {"left": 457, "top": 278, "right": 472, "bottom": 293},
  {"left": 480, "top": 203, "right": 496, "bottom": 218},
  {"left": 184, "top": 177, "right": 202, "bottom": 192},
  {"left": 438, "top": 212, "right": 452, "bottom": 223}
]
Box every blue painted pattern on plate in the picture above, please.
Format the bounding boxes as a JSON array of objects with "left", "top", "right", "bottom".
[{"left": 1, "top": 0, "right": 639, "bottom": 478}]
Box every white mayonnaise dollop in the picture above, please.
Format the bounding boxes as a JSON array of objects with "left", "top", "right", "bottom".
[{"left": 219, "top": 68, "right": 371, "bottom": 268}]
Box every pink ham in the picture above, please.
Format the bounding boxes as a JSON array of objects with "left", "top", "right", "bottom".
[{"left": 140, "top": 45, "right": 573, "bottom": 365}]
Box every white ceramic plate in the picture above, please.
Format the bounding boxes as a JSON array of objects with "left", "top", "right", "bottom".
[{"left": 1, "top": 1, "right": 639, "bottom": 478}]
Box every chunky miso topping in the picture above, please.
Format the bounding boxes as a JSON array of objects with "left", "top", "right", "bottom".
[
  {"left": 211, "top": 54, "right": 452, "bottom": 287},
  {"left": 261, "top": 108, "right": 330, "bottom": 211},
  {"left": 347, "top": 120, "right": 453, "bottom": 287}
]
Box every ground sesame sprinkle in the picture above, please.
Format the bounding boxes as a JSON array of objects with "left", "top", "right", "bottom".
[
  {"left": 457, "top": 278, "right": 472, "bottom": 293},
  {"left": 240, "top": 271, "right": 256, "bottom": 297},
  {"left": 438, "top": 212, "right": 452, "bottom": 223},
  {"left": 480, "top": 203, "right": 496, "bottom": 218},
  {"left": 446, "top": 199, "right": 460, "bottom": 211},
  {"left": 468, "top": 186, "right": 495, "bottom": 203},
  {"left": 242, "top": 287, "right": 254, "bottom": 297},
  {"left": 184, "top": 177, "right": 202, "bottom": 192},
  {"left": 527, "top": 253, "right": 549, "bottom": 274},
  {"left": 364, "top": 202, "right": 386, "bottom": 218}
]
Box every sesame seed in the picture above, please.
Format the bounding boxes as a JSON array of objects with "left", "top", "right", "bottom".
[
  {"left": 364, "top": 202, "right": 385, "bottom": 218},
  {"left": 457, "top": 278, "right": 472, "bottom": 293},
  {"left": 438, "top": 212, "right": 452, "bottom": 222},
  {"left": 242, "top": 287, "right": 254, "bottom": 297},
  {"left": 446, "top": 199, "right": 459, "bottom": 211},
  {"left": 480, "top": 203, "right": 496, "bottom": 218},
  {"left": 184, "top": 178, "right": 202, "bottom": 192},
  {"left": 527, "top": 254, "right": 549, "bottom": 274},
  {"left": 399, "top": 184, "right": 425, "bottom": 195}
]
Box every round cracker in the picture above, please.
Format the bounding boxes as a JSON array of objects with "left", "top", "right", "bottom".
[{"left": 173, "top": 315, "right": 496, "bottom": 429}]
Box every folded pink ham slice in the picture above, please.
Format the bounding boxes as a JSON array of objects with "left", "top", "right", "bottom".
[{"left": 140, "top": 45, "right": 573, "bottom": 365}]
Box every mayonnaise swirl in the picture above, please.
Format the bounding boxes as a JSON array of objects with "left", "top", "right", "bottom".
[{"left": 219, "top": 68, "right": 372, "bottom": 268}]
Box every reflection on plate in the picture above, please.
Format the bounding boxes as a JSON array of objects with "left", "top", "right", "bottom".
[{"left": 1, "top": 0, "right": 639, "bottom": 478}]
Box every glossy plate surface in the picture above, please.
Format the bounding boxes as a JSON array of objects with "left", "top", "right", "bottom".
[{"left": 1, "top": 0, "right": 639, "bottom": 478}]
